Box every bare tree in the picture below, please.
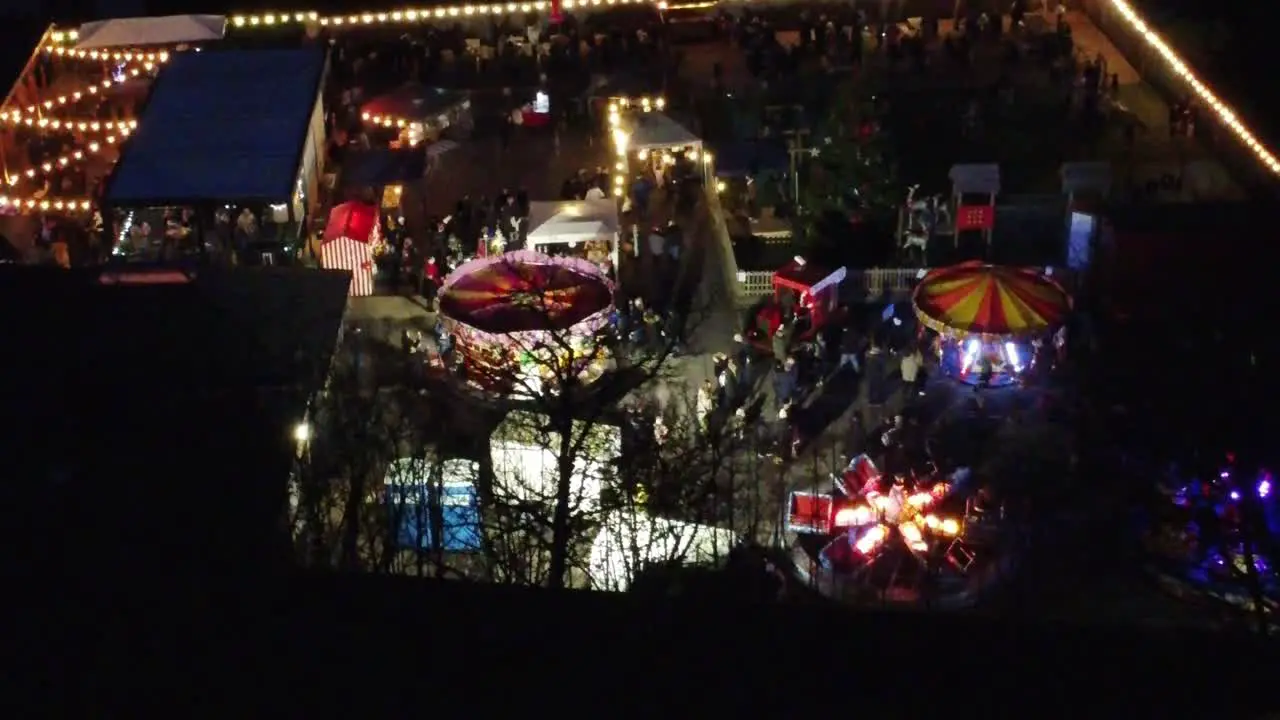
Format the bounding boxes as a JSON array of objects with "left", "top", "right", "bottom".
[{"left": 287, "top": 193, "right": 779, "bottom": 590}]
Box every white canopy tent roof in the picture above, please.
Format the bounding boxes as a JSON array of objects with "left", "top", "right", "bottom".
[
  {"left": 527, "top": 199, "right": 620, "bottom": 246},
  {"left": 627, "top": 112, "right": 701, "bottom": 151},
  {"left": 589, "top": 510, "right": 737, "bottom": 591},
  {"left": 75, "top": 14, "right": 227, "bottom": 50}
]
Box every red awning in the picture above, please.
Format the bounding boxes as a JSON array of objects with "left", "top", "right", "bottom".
[{"left": 323, "top": 201, "right": 379, "bottom": 244}]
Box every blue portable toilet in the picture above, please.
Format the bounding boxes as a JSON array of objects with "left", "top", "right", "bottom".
[{"left": 384, "top": 458, "right": 482, "bottom": 552}]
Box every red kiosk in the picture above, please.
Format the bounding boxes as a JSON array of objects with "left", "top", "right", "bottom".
[{"left": 748, "top": 257, "right": 847, "bottom": 350}]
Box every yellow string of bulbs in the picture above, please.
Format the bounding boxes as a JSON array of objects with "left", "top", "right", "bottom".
[
  {"left": 0, "top": 113, "right": 136, "bottom": 134},
  {"left": 1105, "top": 0, "right": 1279, "bottom": 175},
  {"left": 361, "top": 111, "right": 413, "bottom": 129},
  {"left": 43, "top": 46, "right": 169, "bottom": 64},
  {"left": 7, "top": 132, "right": 128, "bottom": 187},
  {"left": 0, "top": 196, "right": 93, "bottom": 213},
  {"left": 7, "top": 62, "right": 161, "bottom": 119},
  {"left": 34, "top": 0, "right": 1277, "bottom": 184}
]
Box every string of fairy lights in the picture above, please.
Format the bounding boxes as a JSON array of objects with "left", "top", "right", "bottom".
[
  {"left": 0, "top": 46, "right": 166, "bottom": 210},
  {"left": 15, "top": 0, "right": 1278, "bottom": 216}
]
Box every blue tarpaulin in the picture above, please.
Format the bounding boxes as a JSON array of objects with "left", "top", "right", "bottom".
[
  {"left": 105, "top": 48, "right": 326, "bottom": 206},
  {"left": 712, "top": 140, "right": 789, "bottom": 178},
  {"left": 385, "top": 458, "right": 482, "bottom": 552}
]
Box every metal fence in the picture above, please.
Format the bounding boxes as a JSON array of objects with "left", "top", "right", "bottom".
[{"left": 735, "top": 267, "right": 927, "bottom": 304}]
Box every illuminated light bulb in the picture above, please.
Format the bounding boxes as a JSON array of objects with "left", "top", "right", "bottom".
[
  {"left": 907, "top": 492, "right": 933, "bottom": 508},
  {"left": 612, "top": 186, "right": 623, "bottom": 197},
  {"left": 940, "top": 518, "right": 960, "bottom": 536},
  {"left": 900, "top": 523, "right": 927, "bottom": 552}
]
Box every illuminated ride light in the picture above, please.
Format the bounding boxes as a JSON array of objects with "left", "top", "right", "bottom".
[
  {"left": 43, "top": 47, "right": 169, "bottom": 64},
  {"left": 1106, "top": 0, "right": 1280, "bottom": 175},
  {"left": 834, "top": 504, "right": 874, "bottom": 528},
  {"left": 0, "top": 114, "right": 136, "bottom": 134},
  {"left": 0, "top": 195, "right": 92, "bottom": 212},
  {"left": 854, "top": 524, "right": 888, "bottom": 555}
]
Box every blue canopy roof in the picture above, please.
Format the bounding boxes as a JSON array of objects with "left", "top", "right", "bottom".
[{"left": 105, "top": 48, "right": 326, "bottom": 207}]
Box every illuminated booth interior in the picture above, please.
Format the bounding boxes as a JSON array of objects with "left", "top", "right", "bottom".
[
  {"left": 608, "top": 101, "right": 710, "bottom": 200},
  {"left": 101, "top": 48, "right": 328, "bottom": 263},
  {"left": 912, "top": 262, "right": 1071, "bottom": 387}
]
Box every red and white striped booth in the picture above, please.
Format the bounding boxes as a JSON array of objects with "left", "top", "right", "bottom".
[{"left": 321, "top": 201, "right": 380, "bottom": 297}]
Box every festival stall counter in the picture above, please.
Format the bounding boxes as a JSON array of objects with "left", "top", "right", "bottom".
[
  {"left": 437, "top": 250, "right": 616, "bottom": 393},
  {"left": 912, "top": 261, "right": 1071, "bottom": 387}
]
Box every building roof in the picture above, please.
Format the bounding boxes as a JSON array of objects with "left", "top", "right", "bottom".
[
  {"left": 104, "top": 48, "right": 326, "bottom": 207},
  {"left": 75, "top": 14, "right": 227, "bottom": 50},
  {"left": 0, "top": 266, "right": 349, "bottom": 551}
]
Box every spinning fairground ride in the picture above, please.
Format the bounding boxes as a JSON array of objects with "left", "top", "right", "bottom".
[
  {"left": 437, "top": 250, "right": 616, "bottom": 395},
  {"left": 912, "top": 262, "right": 1071, "bottom": 388},
  {"left": 785, "top": 454, "right": 1000, "bottom": 605}
]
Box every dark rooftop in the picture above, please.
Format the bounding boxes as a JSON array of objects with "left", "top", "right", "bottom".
[{"left": 104, "top": 48, "right": 326, "bottom": 206}]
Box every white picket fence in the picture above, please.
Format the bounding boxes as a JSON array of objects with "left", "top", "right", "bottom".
[{"left": 735, "top": 268, "right": 925, "bottom": 304}]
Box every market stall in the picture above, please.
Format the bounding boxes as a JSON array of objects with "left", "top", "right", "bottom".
[
  {"left": 319, "top": 200, "right": 383, "bottom": 297},
  {"left": 746, "top": 257, "right": 846, "bottom": 351},
  {"left": 607, "top": 103, "right": 709, "bottom": 201},
  {"left": 526, "top": 199, "right": 620, "bottom": 271},
  {"left": 912, "top": 262, "right": 1071, "bottom": 387},
  {"left": 437, "top": 250, "right": 615, "bottom": 393},
  {"left": 361, "top": 83, "right": 472, "bottom": 147}
]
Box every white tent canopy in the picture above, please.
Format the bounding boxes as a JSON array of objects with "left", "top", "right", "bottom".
[
  {"left": 75, "top": 14, "right": 227, "bottom": 50},
  {"left": 527, "top": 200, "right": 619, "bottom": 245},
  {"left": 589, "top": 510, "right": 737, "bottom": 591},
  {"left": 627, "top": 112, "right": 701, "bottom": 151}
]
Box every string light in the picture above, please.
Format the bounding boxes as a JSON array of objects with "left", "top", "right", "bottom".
[
  {"left": 13, "top": 62, "right": 162, "bottom": 118},
  {"left": 1105, "top": 0, "right": 1279, "bottom": 175},
  {"left": 607, "top": 96, "right": 670, "bottom": 194},
  {"left": 46, "top": 29, "right": 80, "bottom": 45},
  {"left": 8, "top": 132, "right": 127, "bottom": 186},
  {"left": 0, "top": 113, "right": 136, "bottom": 134},
  {"left": 0, "top": 195, "right": 92, "bottom": 212},
  {"left": 361, "top": 111, "right": 411, "bottom": 129},
  {"left": 227, "top": 0, "right": 670, "bottom": 30},
  {"left": 43, "top": 47, "right": 169, "bottom": 64}
]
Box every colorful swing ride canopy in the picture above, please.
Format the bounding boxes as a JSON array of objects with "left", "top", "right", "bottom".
[{"left": 912, "top": 262, "right": 1071, "bottom": 338}]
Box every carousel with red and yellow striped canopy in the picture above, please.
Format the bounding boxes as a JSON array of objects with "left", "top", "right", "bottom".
[{"left": 913, "top": 262, "right": 1071, "bottom": 387}]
